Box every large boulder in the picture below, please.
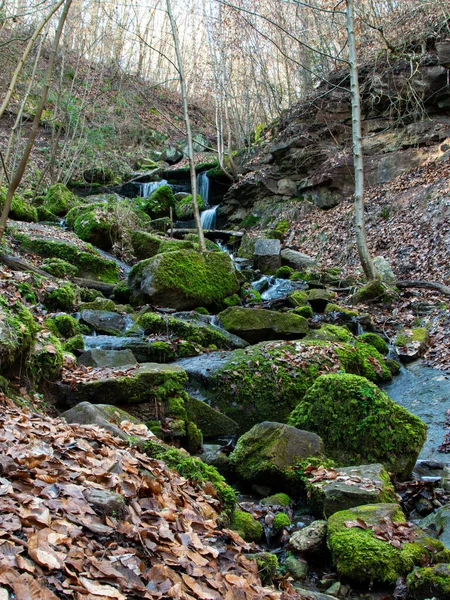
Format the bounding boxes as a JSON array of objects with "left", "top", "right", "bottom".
[
  {"left": 185, "top": 396, "right": 239, "bottom": 438},
  {"left": 419, "top": 504, "right": 450, "bottom": 549},
  {"left": 289, "top": 374, "right": 427, "bottom": 478},
  {"left": 407, "top": 563, "right": 450, "bottom": 600},
  {"left": 131, "top": 231, "right": 194, "bottom": 260},
  {"left": 281, "top": 248, "right": 317, "bottom": 270},
  {"left": 305, "top": 463, "right": 396, "bottom": 517},
  {"left": 253, "top": 238, "right": 281, "bottom": 274},
  {"left": 180, "top": 338, "right": 392, "bottom": 433},
  {"left": 160, "top": 146, "right": 183, "bottom": 165},
  {"left": 328, "top": 504, "right": 449, "bottom": 584},
  {"left": 128, "top": 250, "right": 240, "bottom": 310},
  {"left": 78, "top": 349, "right": 137, "bottom": 368},
  {"left": 0, "top": 299, "right": 36, "bottom": 373},
  {"left": 80, "top": 310, "right": 134, "bottom": 336},
  {"left": 218, "top": 307, "right": 308, "bottom": 343},
  {"left": 230, "top": 421, "right": 323, "bottom": 491}
]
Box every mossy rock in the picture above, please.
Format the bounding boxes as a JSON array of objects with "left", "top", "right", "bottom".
[
  {"left": 174, "top": 194, "right": 205, "bottom": 219},
  {"left": 292, "top": 305, "right": 313, "bottom": 318},
  {"left": 31, "top": 332, "right": 64, "bottom": 383},
  {"left": 351, "top": 280, "right": 396, "bottom": 305},
  {"left": 130, "top": 231, "right": 194, "bottom": 260},
  {"left": 230, "top": 510, "right": 263, "bottom": 542},
  {"left": 71, "top": 205, "right": 117, "bottom": 250},
  {"left": 184, "top": 233, "right": 220, "bottom": 252},
  {"left": 306, "top": 324, "right": 352, "bottom": 343},
  {"left": 15, "top": 234, "right": 119, "bottom": 283},
  {"left": 42, "top": 183, "right": 77, "bottom": 216},
  {"left": 185, "top": 396, "right": 239, "bottom": 438},
  {"left": 288, "top": 374, "right": 426, "bottom": 478},
  {"left": 141, "top": 184, "right": 175, "bottom": 217},
  {"left": 328, "top": 504, "right": 449, "bottom": 584},
  {"left": 306, "top": 288, "right": 334, "bottom": 312},
  {"left": 325, "top": 303, "right": 358, "bottom": 318},
  {"left": 129, "top": 250, "right": 240, "bottom": 310},
  {"left": 43, "top": 283, "right": 78, "bottom": 312},
  {"left": 261, "top": 493, "right": 291, "bottom": 507},
  {"left": 0, "top": 188, "right": 38, "bottom": 222},
  {"left": 251, "top": 553, "right": 279, "bottom": 584},
  {"left": 41, "top": 258, "right": 78, "bottom": 278},
  {"left": 230, "top": 421, "right": 323, "bottom": 492},
  {"left": 288, "top": 290, "right": 308, "bottom": 307},
  {"left": 358, "top": 332, "right": 389, "bottom": 355},
  {"left": 142, "top": 438, "right": 236, "bottom": 516},
  {"left": 407, "top": 564, "right": 450, "bottom": 599},
  {"left": 218, "top": 307, "right": 308, "bottom": 344},
  {"left": 138, "top": 312, "right": 240, "bottom": 350},
  {"left": 221, "top": 294, "right": 241, "bottom": 309},
  {"left": 273, "top": 512, "right": 291, "bottom": 530},
  {"left": 83, "top": 167, "right": 115, "bottom": 185},
  {"left": 63, "top": 334, "right": 84, "bottom": 354},
  {"left": 0, "top": 298, "right": 37, "bottom": 372},
  {"left": 210, "top": 338, "right": 392, "bottom": 433},
  {"left": 276, "top": 266, "right": 294, "bottom": 279},
  {"left": 37, "top": 206, "right": 59, "bottom": 223},
  {"left": 394, "top": 328, "right": 429, "bottom": 363},
  {"left": 113, "top": 282, "right": 131, "bottom": 304},
  {"left": 79, "top": 297, "right": 116, "bottom": 312},
  {"left": 45, "top": 314, "right": 81, "bottom": 339}
]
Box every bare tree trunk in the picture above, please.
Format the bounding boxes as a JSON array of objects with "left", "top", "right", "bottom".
[
  {"left": 166, "top": 0, "right": 206, "bottom": 253},
  {"left": 0, "top": 0, "right": 73, "bottom": 243},
  {"left": 346, "top": 0, "right": 377, "bottom": 281}
]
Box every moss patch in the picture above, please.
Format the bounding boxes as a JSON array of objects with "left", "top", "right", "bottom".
[
  {"left": 0, "top": 297, "right": 37, "bottom": 372},
  {"left": 407, "top": 564, "right": 450, "bottom": 599},
  {"left": 230, "top": 511, "right": 263, "bottom": 542},
  {"left": 358, "top": 332, "right": 389, "bottom": 355},
  {"left": 43, "top": 283, "right": 78, "bottom": 312},
  {"left": 131, "top": 231, "right": 194, "bottom": 260},
  {"left": 174, "top": 194, "right": 205, "bottom": 219}
]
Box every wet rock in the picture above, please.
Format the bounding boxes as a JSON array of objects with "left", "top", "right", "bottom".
[
  {"left": 78, "top": 349, "right": 137, "bottom": 368},
  {"left": 284, "top": 555, "right": 308, "bottom": 581},
  {"left": 289, "top": 520, "right": 328, "bottom": 556},
  {"left": 253, "top": 238, "right": 281, "bottom": 274},
  {"left": 281, "top": 248, "right": 317, "bottom": 270},
  {"left": 306, "top": 464, "right": 395, "bottom": 517},
  {"left": 80, "top": 310, "right": 133, "bottom": 336},
  {"left": 419, "top": 504, "right": 450, "bottom": 548},
  {"left": 185, "top": 396, "right": 239, "bottom": 437},
  {"left": 394, "top": 328, "right": 429, "bottom": 363},
  {"left": 84, "top": 488, "right": 126, "bottom": 516},
  {"left": 230, "top": 421, "right": 323, "bottom": 491},
  {"left": 60, "top": 401, "right": 145, "bottom": 441},
  {"left": 218, "top": 307, "right": 308, "bottom": 344}
]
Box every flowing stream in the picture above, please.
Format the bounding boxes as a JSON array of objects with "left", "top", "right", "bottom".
[{"left": 200, "top": 205, "right": 218, "bottom": 230}]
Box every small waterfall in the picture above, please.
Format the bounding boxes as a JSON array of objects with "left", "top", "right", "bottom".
[
  {"left": 200, "top": 205, "right": 218, "bottom": 230},
  {"left": 138, "top": 179, "right": 168, "bottom": 198},
  {"left": 197, "top": 171, "right": 210, "bottom": 205}
]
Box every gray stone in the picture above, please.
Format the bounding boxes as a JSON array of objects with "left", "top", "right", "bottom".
[
  {"left": 284, "top": 555, "right": 308, "bottom": 581},
  {"left": 253, "top": 238, "right": 281, "bottom": 274},
  {"left": 289, "top": 520, "right": 328, "bottom": 555},
  {"left": 306, "top": 288, "right": 334, "bottom": 312},
  {"left": 420, "top": 504, "right": 450, "bottom": 548},
  {"left": 394, "top": 328, "right": 430, "bottom": 363},
  {"left": 185, "top": 396, "right": 239, "bottom": 437},
  {"left": 80, "top": 310, "right": 134, "bottom": 336},
  {"left": 307, "top": 464, "right": 393, "bottom": 518},
  {"left": 373, "top": 256, "right": 396, "bottom": 285},
  {"left": 78, "top": 349, "right": 137, "bottom": 368},
  {"left": 281, "top": 248, "right": 317, "bottom": 270},
  {"left": 277, "top": 178, "right": 297, "bottom": 196},
  {"left": 294, "top": 589, "right": 336, "bottom": 600},
  {"left": 60, "top": 401, "right": 143, "bottom": 441},
  {"left": 84, "top": 488, "right": 126, "bottom": 516},
  {"left": 160, "top": 145, "right": 183, "bottom": 165}
]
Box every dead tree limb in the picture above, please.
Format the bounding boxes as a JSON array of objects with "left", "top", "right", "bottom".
[{"left": 396, "top": 280, "right": 450, "bottom": 297}]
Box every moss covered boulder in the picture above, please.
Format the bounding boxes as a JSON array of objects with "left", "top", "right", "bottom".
[
  {"left": 407, "top": 564, "right": 450, "bottom": 599},
  {"left": 0, "top": 298, "right": 37, "bottom": 372},
  {"left": 30, "top": 332, "right": 64, "bottom": 383},
  {"left": 0, "top": 188, "right": 37, "bottom": 222},
  {"left": 358, "top": 332, "right": 389, "bottom": 355},
  {"left": 394, "top": 327, "right": 429, "bottom": 363},
  {"left": 230, "top": 421, "right": 323, "bottom": 491},
  {"left": 351, "top": 280, "right": 395, "bottom": 305},
  {"left": 174, "top": 194, "right": 205, "bottom": 219},
  {"left": 141, "top": 184, "right": 175, "bottom": 217},
  {"left": 71, "top": 204, "right": 117, "bottom": 250},
  {"left": 306, "top": 288, "right": 334, "bottom": 312},
  {"left": 288, "top": 374, "right": 426, "bottom": 478},
  {"left": 42, "top": 183, "right": 78, "bottom": 216},
  {"left": 129, "top": 250, "right": 240, "bottom": 310},
  {"left": 328, "top": 504, "right": 449, "bottom": 584},
  {"left": 218, "top": 307, "right": 308, "bottom": 344},
  {"left": 230, "top": 511, "right": 263, "bottom": 542},
  {"left": 131, "top": 231, "right": 194, "bottom": 260},
  {"left": 15, "top": 233, "right": 119, "bottom": 283},
  {"left": 207, "top": 338, "right": 392, "bottom": 433},
  {"left": 185, "top": 396, "right": 239, "bottom": 438}
]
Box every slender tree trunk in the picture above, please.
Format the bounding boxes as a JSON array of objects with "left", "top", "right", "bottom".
[
  {"left": 0, "top": 0, "right": 73, "bottom": 243},
  {"left": 346, "top": 0, "right": 377, "bottom": 281},
  {"left": 166, "top": 0, "right": 206, "bottom": 252}
]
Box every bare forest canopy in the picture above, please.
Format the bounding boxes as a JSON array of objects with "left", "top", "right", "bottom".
[{"left": 1, "top": 0, "right": 449, "bottom": 188}]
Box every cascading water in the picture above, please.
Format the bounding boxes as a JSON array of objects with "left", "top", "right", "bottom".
[
  {"left": 138, "top": 179, "right": 168, "bottom": 198},
  {"left": 197, "top": 171, "right": 210, "bottom": 205},
  {"left": 200, "top": 204, "right": 218, "bottom": 230}
]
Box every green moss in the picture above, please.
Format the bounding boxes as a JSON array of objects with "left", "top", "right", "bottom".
[
  {"left": 386, "top": 358, "right": 401, "bottom": 375},
  {"left": 183, "top": 233, "right": 220, "bottom": 252},
  {"left": 72, "top": 206, "right": 116, "bottom": 249},
  {"left": 307, "top": 324, "right": 352, "bottom": 343},
  {"left": 218, "top": 307, "right": 309, "bottom": 342},
  {"left": 43, "top": 283, "right": 77, "bottom": 312},
  {"left": 37, "top": 206, "right": 59, "bottom": 223},
  {"left": 141, "top": 184, "right": 175, "bottom": 216},
  {"left": 79, "top": 297, "right": 115, "bottom": 311},
  {"left": 293, "top": 305, "right": 313, "bottom": 318},
  {"left": 15, "top": 234, "right": 119, "bottom": 283},
  {"left": 325, "top": 303, "right": 358, "bottom": 317},
  {"left": 43, "top": 183, "right": 77, "bottom": 216},
  {"left": 221, "top": 294, "right": 241, "bottom": 308},
  {"left": 230, "top": 511, "right": 263, "bottom": 542},
  {"left": 131, "top": 231, "right": 194, "bottom": 260},
  {"left": 407, "top": 564, "right": 450, "bottom": 599},
  {"left": 174, "top": 194, "right": 205, "bottom": 219},
  {"left": 17, "top": 282, "right": 37, "bottom": 304},
  {"left": 79, "top": 288, "right": 104, "bottom": 302},
  {"left": 273, "top": 512, "right": 291, "bottom": 529},
  {"left": 288, "top": 290, "right": 308, "bottom": 307},
  {"left": 195, "top": 307, "right": 209, "bottom": 315},
  {"left": 45, "top": 314, "right": 81, "bottom": 338},
  {"left": 358, "top": 332, "right": 389, "bottom": 355},
  {"left": 113, "top": 282, "right": 131, "bottom": 304},
  {"left": 288, "top": 374, "right": 427, "bottom": 477},
  {"left": 276, "top": 266, "right": 294, "bottom": 279},
  {"left": 0, "top": 297, "right": 37, "bottom": 371},
  {"left": 129, "top": 250, "right": 240, "bottom": 309},
  {"left": 275, "top": 219, "right": 289, "bottom": 235},
  {"left": 261, "top": 493, "right": 291, "bottom": 507},
  {"left": 142, "top": 438, "right": 236, "bottom": 515},
  {"left": 240, "top": 286, "right": 262, "bottom": 304},
  {"left": 252, "top": 553, "right": 279, "bottom": 584},
  {"left": 186, "top": 421, "right": 202, "bottom": 454},
  {"left": 63, "top": 334, "right": 84, "bottom": 353},
  {"left": 0, "top": 187, "right": 38, "bottom": 222},
  {"left": 41, "top": 258, "right": 78, "bottom": 278},
  {"left": 240, "top": 214, "right": 260, "bottom": 229},
  {"left": 31, "top": 332, "right": 64, "bottom": 383},
  {"left": 352, "top": 280, "right": 396, "bottom": 305}
]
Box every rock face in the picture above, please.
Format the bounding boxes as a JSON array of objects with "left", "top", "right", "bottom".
[
  {"left": 230, "top": 421, "right": 323, "bottom": 491},
  {"left": 281, "top": 248, "right": 317, "bottom": 270},
  {"left": 253, "top": 238, "right": 281, "bottom": 274},
  {"left": 80, "top": 310, "right": 133, "bottom": 336},
  {"left": 289, "top": 374, "right": 427, "bottom": 479},
  {"left": 306, "top": 463, "right": 395, "bottom": 517},
  {"left": 128, "top": 250, "right": 240, "bottom": 310},
  {"left": 78, "top": 349, "right": 137, "bottom": 368},
  {"left": 218, "top": 307, "right": 308, "bottom": 343}
]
